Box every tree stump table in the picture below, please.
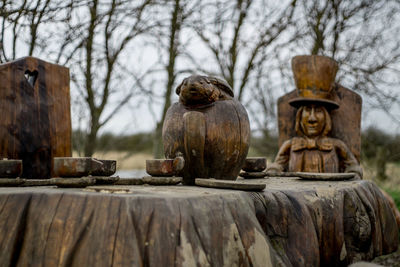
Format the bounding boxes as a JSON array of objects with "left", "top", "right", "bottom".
[{"left": 0, "top": 177, "right": 397, "bottom": 266}]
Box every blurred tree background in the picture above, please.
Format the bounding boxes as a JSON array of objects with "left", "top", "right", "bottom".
[{"left": 1, "top": 0, "right": 400, "bottom": 185}]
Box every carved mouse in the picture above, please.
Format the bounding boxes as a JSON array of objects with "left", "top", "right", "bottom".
[{"left": 162, "top": 75, "right": 250, "bottom": 184}]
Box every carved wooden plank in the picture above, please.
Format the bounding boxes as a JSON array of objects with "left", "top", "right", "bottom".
[{"left": 0, "top": 57, "right": 71, "bottom": 179}]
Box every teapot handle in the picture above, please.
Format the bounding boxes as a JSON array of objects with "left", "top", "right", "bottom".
[{"left": 183, "top": 111, "right": 206, "bottom": 179}]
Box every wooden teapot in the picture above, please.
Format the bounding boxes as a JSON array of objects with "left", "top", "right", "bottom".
[{"left": 162, "top": 75, "right": 250, "bottom": 184}]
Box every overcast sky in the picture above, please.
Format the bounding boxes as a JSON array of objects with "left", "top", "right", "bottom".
[{"left": 2, "top": 0, "right": 400, "bottom": 137}]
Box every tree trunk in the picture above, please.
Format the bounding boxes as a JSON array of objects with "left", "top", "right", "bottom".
[
  {"left": 84, "top": 113, "right": 100, "bottom": 157},
  {"left": 376, "top": 146, "right": 387, "bottom": 181},
  {"left": 153, "top": 122, "right": 164, "bottom": 158},
  {"left": 0, "top": 177, "right": 397, "bottom": 266},
  {"left": 84, "top": 133, "right": 96, "bottom": 157},
  {"left": 152, "top": 0, "right": 182, "bottom": 159}
]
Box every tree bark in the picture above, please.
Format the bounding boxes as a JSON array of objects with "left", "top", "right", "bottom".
[
  {"left": 153, "top": 0, "right": 183, "bottom": 158},
  {"left": 0, "top": 178, "right": 397, "bottom": 266}
]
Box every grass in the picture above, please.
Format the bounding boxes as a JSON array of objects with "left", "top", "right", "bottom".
[
  {"left": 362, "top": 161, "right": 400, "bottom": 211},
  {"left": 384, "top": 189, "right": 400, "bottom": 211}
]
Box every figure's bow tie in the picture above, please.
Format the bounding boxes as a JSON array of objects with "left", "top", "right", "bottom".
[{"left": 292, "top": 137, "right": 333, "bottom": 151}]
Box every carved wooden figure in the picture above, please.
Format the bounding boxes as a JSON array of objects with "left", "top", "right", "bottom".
[
  {"left": 162, "top": 75, "right": 250, "bottom": 184},
  {"left": 268, "top": 55, "right": 363, "bottom": 178},
  {"left": 0, "top": 57, "right": 72, "bottom": 179}
]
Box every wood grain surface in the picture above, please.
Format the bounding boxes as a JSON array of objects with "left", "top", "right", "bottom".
[
  {"left": 278, "top": 85, "right": 362, "bottom": 162},
  {"left": 163, "top": 100, "right": 250, "bottom": 184},
  {"left": 0, "top": 178, "right": 397, "bottom": 266},
  {"left": 0, "top": 57, "right": 71, "bottom": 179}
]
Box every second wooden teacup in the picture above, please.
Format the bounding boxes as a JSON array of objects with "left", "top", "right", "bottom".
[
  {"left": 146, "top": 157, "right": 185, "bottom": 177},
  {"left": 242, "top": 157, "right": 267, "bottom": 172}
]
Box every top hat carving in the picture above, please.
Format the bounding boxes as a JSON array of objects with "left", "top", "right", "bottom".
[{"left": 289, "top": 55, "right": 339, "bottom": 109}]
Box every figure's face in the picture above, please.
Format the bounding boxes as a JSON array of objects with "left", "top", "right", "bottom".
[
  {"left": 300, "top": 104, "right": 326, "bottom": 137},
  {"left": 179, "top": 76, "right": 217, "bottom": 105}
]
